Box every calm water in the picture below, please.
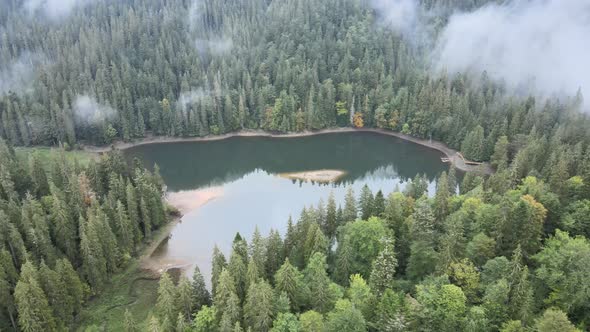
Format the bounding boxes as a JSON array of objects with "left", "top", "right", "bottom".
[{"left": 125, "top": 132, "right": 450, "bottom": 283}]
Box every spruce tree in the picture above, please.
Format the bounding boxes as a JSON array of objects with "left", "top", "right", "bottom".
[
  {"left": 373, "top": 190, "right": 385, "bottom": 217},
  {"left": 304, "top": 253, "right": 333, "bottom": 313},
  {"left": 244, "top": 280, "right": 275, "bottom": 332},
  {"left": 343, "top": 187, "right": 357, "bottom": 222},
  {"left": 264, "top": 229, "right": 284, "bottom": 281},
  {"left": 369, "top": 236, "right": 398, "bottom": 295},
  {"left": 191, "top": 265, "right": 211, "bottom": 312},
  {"left": 156, "top": 272, "right": 178, "bottom": 325},
  {"left": 14, "top": 262, "right": 57, "bottom": 332},
  {"left": 274, "top": 258, "right": 307, "bottom": 310},
  {"left": 177, "top": 277, "right": 194, "bottom": 321},
  {"left": 211, "top": 245, "right": 227, "bottom": 298},
  {"left": 359, "top": 185, "right": 374, "bottom": 220},
  {"left": 124, "top": 309, "right": 137, "bottom": 332},
  {"left": 325, "top": 192, "right": 337, "bottom": 240}
]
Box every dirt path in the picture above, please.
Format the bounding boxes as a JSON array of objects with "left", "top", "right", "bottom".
[{"left": 83, "top": 128, "right": 493, "bottom": 174}]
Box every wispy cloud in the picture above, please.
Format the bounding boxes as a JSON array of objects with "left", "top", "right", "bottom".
[
  {"left": 432, "top": 0, "right": 590, "bottom": 98},
  {"left": 23, "top": 0, "right": 93, "bottom": 20},
  {"left": 73, "top": 95, "right": 117, "bottom": 125},
  {"left": 0, "top": 52, "right": 47, "bottom": 95}
]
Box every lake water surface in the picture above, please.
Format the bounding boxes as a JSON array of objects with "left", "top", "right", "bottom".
[{"left": 125, "top": 131, "right": 450, "bottom": 283}]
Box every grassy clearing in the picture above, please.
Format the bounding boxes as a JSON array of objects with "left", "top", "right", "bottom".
[
  {"left": 75, "top": 259, "right": 160, "bottom": 331},
  {"left": 14, "top": 146, "right": 96, "bottom": 167},
  {"left": 75, "top": 221, "right": 177, "bottom": 331}
]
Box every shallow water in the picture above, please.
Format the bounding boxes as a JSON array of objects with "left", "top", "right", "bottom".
[{"left": 125, "top": 131, "right": 451, "bottom": 285}]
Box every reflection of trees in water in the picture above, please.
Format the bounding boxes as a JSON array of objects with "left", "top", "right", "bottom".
[{"left": 125, "top": 132, "right": 449, "bottom": 191}]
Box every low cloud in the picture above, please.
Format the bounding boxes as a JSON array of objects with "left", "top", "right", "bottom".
[
  {"left": 188, "top": 0, "right": 233, "bottom": 56},
  {"left": 177, "top": 88, "right": 209, "bottom": 110},
  {"left": 73, "top": 95, "right": 117, "bottom": 125},
  {"left": 23, "top": 0, "right": 92, "bottom": 20},
  {"left": 432, "top": 0, "right": 590, "bottom": 98},
  {"left": 195, "top": 38, "right": 233, "bottom": 55},
  {"left": 370, "top": 0, "right": 420, "bottom": 36},
  {"left": 371, "top": 0, "right": 590, "bottom": 102},
  {"left": 0, "top": 53, "right": 47, "bottom": 95}
]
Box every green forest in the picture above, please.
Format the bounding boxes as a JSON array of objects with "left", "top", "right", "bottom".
[{"left": 1, "top": 0, "right": 590, "bottom": 331}]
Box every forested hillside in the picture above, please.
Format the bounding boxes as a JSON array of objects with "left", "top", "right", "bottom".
[
  {"left": 0, "top": 140, "right": 168, "bottom": 331},
  {"left": 151, "top": 169, "right": 590, "bottom": 331},
  {"left": 2, "top": 0, "right": 590, "bottom": 331},
  {"left": 0, "top": 0, "right": 585, "bottom": 162}
]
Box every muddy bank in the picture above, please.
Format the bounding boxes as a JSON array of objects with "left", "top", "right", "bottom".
[
  {"left": 140, "top": 187, "right": 223, "bottom": 273},
  {"left": 279, "top": 169, "right": 347, "bottom": 183},
  {"left": 165, "top": 187, "right": 224, "bottom": 215},
  {"left": 82, "top": 128, "right": 492, "bottom": 174}
]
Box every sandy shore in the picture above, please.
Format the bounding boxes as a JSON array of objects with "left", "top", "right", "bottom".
[
  {"left": 84, "top": 127, "right": 492, "bottom": 173},
  {"left": 279, "top": 169, "right": 348, "bottom": 183},
  {"left": 139, "top": 187, "right": 223, "bottom": 273},
  {"left": 165, "top": 187, "right": 224, "bottom": 215}
]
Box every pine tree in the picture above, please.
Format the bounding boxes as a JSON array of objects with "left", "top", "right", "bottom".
[
  {"left": 491, "top": 136, "right": 509, "bottom": 171},
  {"left": 125, "top": 183, "right": 142, "bottom": 245},
  {"left": 304, "top": 253, "right": 333, "bottom": 313},
  {"left": 211, "top": 245, "right": 227, "bottom": 298},
  {"left": 39, "top": 261, "right": 74, "bottom": 327},
  {"left": 80, "top": 214, "right": 108, "bottom": 290},
  {"left": 14, "top": 261, "right": 57, "bottom": 332},
  {"left": 359, "top": 185, "right": 374, "bottom": 220},
  {"left": 373, "top": 190, "right": 385, "bottom": 217},
  {"left": 177, "top": 277, "right": 194, "bottom": 321},
  {"left": 244, "top": 280, "right": 275, "bottom": 332},
  {"left": 219, "top": 295, "right": 240, "bottom": 332},
  {"left": 50, "top": 185, "right": 78, "bottom": 262},
  {"left": 29, "top": 153, "right": 49, "bottom": 197},
  {"left": 124, "top": 309, "right": 137, "bottom": 332},
  {"left": 343, "top": 187, "right": 357, "bottom": 222},
  {"left": 156, "top": 272, "right": 178, "bottom": 325},
  {"left": 325, "top": 192, "right": 338, "bottom": 240},
  {"left": 250, "top": 227, "right": 266, "bottom": 277},
  {"left": 0, "top": 258, "right": 17, "bottom": 330},
  {"left": 140, "top": 196, "right": 152, "bottom": 238},
  {"left": 115, "top": 200, "right": 134, "bottom": 255},
  {"left": 149, "top": 315, "right": 162, "bottom": 332},
  {"left": 434, "top": 172, "right": 450, "bottom": 222},
  {"left": 214, "top": 269, "right": 239, "bottom": 324},
  {"left": 176, "top": 312, "right": 188, "bottom": 332},
  {"left": 264, "top": 229, "right": 284, "bottom": 281},
  {"left": 369, "top": 237, "right": 398, "bottom": 295},
  {"left": 247, "top": 259, "right": 260, "bottom": 287},
  {"left": 275, "top": 258, "right": 307, "bottom": 310},
  {"left": 191, "top": 265, "right": 211, "bottom": 312},
  {"left": 228, "top": 249, "right": 248, "bottom": 302}
]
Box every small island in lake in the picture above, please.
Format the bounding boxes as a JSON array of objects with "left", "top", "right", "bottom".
[{"left": 278, "top": 169, "right": 347, "bottom": 183}]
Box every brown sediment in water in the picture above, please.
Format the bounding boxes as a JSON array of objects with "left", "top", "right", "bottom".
[
  {"left": 278, "top": 169, "right": 347, "bottom": 183},
  {"left": 165, "top": 187, "right": 224, "bottom": 215},
  {"left": 139, "top": 187, "right": 223, "bottom": 274}
]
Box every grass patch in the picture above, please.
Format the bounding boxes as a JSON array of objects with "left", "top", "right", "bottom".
[
  {"left": 75, "top": 260, "right": 160, "bottom": 331},
  {"left": 14, "top": 147, "right": 96, "bottom": 167},
  {"left": 75, "top": 221, "right": 176, "bottom": 331}
]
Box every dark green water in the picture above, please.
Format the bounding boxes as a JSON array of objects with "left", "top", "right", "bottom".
[{"left": 125, "top": 131, "right": 450, "bottom": 283}]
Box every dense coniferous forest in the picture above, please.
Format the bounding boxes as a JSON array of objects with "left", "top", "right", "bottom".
[
  {"left": 156, "top": 171, "right": 590, "bottom": 331},
  {"left": 1, "top": 0, "right": 585, "bottom": 161},
  {"left": 1, "top": 0, "right": 590, "bottom": 331},
  {"left": 0, "top": 140, "right": 168, "bottom": 331}
]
